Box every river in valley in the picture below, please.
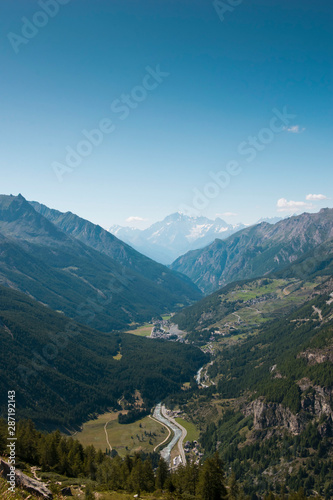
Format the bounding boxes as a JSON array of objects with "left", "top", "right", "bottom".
[{"left": 153, "top": 403, "right": 182, "bottom": 465}]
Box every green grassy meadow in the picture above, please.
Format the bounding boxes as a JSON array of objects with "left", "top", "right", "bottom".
[
  {"left": 126, "top": 323, "right": 153, "bottom": 336},
  {"left": 174, "top": 417, "right": 199, "bottom": 442},
  {"left": 76, "top": 411, "right": 166, "bottom": 456}
]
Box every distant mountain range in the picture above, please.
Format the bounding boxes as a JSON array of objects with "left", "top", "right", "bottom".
[
  {"left": 170, "top": 209, "right": 333, "bottom": 294},
  {"left": 256, "top": 216, "right": 283, "bottom": 224},
  {"left": 0, "top": 195, "right": 201, "bottom": 331},
  {"left": 109, "top": 213, "right": 246, "bottom": 264}
]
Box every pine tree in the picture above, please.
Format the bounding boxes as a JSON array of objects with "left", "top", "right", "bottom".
[
  {"left": 96, "top": 449, "right": 104, "bottom": 464},
  {"left": 155, "top": 457, "right": 169, "bottom": 490},
  {"left": 67, "top": 439, "right": 84, "bottom": 477},
  {"left": 84, "top": 445, "right": 97, "bottom": 480},
  {"left": 228, "top": 471, "right": 239, "bottom": 499},
  {"left": 129, "top": 458, "right": 144, "bottom": 494},
  {"left": 197, "top": 452, "right": 227, "bottom": 500},
  {"left": 57, "top": 439, "right": 69, "bottom": 475},
  {"left": 16, "top": 420, "right": 39, "bottom": 463},
  {"left": 142, "top": 459, "right": 155, "bottom": 492}
]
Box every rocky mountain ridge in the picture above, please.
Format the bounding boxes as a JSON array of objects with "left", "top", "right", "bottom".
[
  {"left": 110, "top": 212, "right": 246, "bottom": 264},
  {"left": 0, "top": 195, "right": 201, "bottom": 331},
  {"left": 171, "top": 208, "right": 333, "bottom": 294}
]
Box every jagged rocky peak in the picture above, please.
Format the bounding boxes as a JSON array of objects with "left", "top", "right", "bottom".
[
  {"left": 108, "top": 211, "right": 245, "bottom": 264},
  {"left": 0, "top": 194, "right": 67, "bottom": 243}
]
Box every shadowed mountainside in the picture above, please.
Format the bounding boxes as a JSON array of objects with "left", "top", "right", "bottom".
[{"left": 0, "top": 195, "right": 201, "bottom": 331}]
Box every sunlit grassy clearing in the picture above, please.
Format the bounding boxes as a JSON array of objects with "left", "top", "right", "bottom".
[
  {"left": 76, "top": 412, "right": 166, "bottom": 456},
  {"left": 126, "top": 323, "right": 153, "bottom": 336},
  {"left": 174, "top": 417, "right": 199, "bottom": 442}
]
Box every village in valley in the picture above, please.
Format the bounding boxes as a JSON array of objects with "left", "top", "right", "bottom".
[{"left": 150, "top": 317, "right": 186, "bottom": 342}]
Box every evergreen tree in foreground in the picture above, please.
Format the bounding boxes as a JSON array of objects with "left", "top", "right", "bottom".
[
  {"left": 197, "top": 452, "right": 228, "bottom": 500},
  {"left": 155, "top": 457, "right": 170, "bottom": 490}
]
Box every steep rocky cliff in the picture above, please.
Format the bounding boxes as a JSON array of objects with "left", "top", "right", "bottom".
[{"left": 244, "top": 380, "right": 333, "bottom": 437}]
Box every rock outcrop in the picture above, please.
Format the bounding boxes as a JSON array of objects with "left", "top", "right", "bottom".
[
  {"left": 300, "top": 382, "right": 333, "bottom": 420},
  {"left": 0, "top": 459, "right": 53, "bottom": 499},
  {"left": 244, "top": 383, "right": 333, "bottom": 437},
  {"left": 298, "top": 346, "right": 333, "bottom": 365},
  {"left": 244, "top": 398, "right": 304, "bottom": 435}
]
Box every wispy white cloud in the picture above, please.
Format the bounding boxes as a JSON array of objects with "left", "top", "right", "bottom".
[
  {"left": 284, "top": 125, "right": 305, "bottom": 134},
  {"left": 276, "top": 198, "right": 313, "bottom": 213},
  {"left": 217, "top": 212, "right": 238, "bottom": 217},
  {"left": 125, "top": 216, "right": 147, "bottom": 223},
  {"left": 306, "top": 193, "right": 329, "bottom": 201}
]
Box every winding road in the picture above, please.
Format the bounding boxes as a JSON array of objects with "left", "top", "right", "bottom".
[
  {"left": 104, "top": 420, "right": 112, "bottom": 453},
  {"left": 312, "top": 305, "right": 323, "bottom": 321},
  {"left": 148, "top": 414, "right": 171, "bottom": 452},
  {"left": 232, "top": 312, "right": 242, "bottom": 323}
]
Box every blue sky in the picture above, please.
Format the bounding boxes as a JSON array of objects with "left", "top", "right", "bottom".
[{"left": 1, "top": 0, "right": 332, "bottom": 228}]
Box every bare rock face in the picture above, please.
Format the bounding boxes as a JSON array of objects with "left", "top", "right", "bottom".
[
  {"left": 244, "top": 398, "right": 304, "bottom": 435},
  {"left": 244, "top": 383, "right": 333, "bottom": 437},
  {"left": 318, "top": 419, "right": 333, "bottom": 437},
  {"left": 301, "top": 385, "right": 333, "bottom": 420},
  {"left": 299, "top": 346, "right": 333, "bottom": 365},
  {"left": 0, "top": 459, "right": 53, "bottom": 499}
]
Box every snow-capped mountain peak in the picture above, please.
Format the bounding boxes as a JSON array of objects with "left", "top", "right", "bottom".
[{"left": 109, "top": 213, "right": 246, "bottom": 264}]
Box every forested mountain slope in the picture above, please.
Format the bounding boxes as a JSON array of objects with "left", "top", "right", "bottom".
[
  {"left": 173, "top": 237, "right": 333, "bottom": 339},
  {"left": 0, "top": 285, "right": 207, "bottom": 428},
  {"left": 30, "top": 201, "right": 200, "bottom": 298},
  {"left": 0, "top": 195, "right": 201, "bottom": 331},
  {"left": 169, "top": 246, "right": 333, "bottom": 497}
]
